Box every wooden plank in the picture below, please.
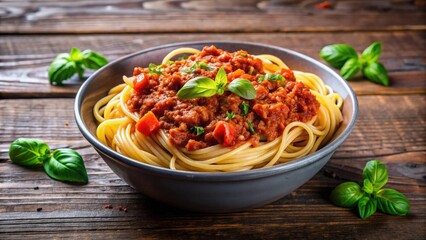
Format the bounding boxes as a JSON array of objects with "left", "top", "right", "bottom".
[
  {"left": 1, "top": 31, "right": 425, "bottom": 98},
  {"left": 0, "top": 95, "right": 425, "bottom": 239},
  {"left": 0, "top": 0, "right": 425, "bottom": 34}
]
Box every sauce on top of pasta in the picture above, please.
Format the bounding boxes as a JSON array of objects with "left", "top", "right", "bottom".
[{"left": 127, "top": 46, "right": 320, "bottom": 151}]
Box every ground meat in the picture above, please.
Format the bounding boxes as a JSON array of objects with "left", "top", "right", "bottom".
[{"left": 127, "top": 45, "right": 320, "bottom": 151}]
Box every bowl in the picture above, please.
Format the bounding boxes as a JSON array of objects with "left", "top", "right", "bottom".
[{"left": 74, "top": 41, "right": 358, "bottom": 213}]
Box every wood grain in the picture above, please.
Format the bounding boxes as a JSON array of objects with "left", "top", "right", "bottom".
[
  {"left": 1, "top": 0, "right": 425, "bottom": 238},
  {"left": 1, "top": 0, "right": 425, "bottom": 34},
  {"left": 0, "top": 95, "right": 425, "bottom": 239},
  {"left": 1, "top": 31, "right": 425, "bottom": 98}
]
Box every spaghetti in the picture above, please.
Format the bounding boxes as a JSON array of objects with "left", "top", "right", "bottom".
[{"left": 94, "top": 46, "right": 343, "bottom": 172}]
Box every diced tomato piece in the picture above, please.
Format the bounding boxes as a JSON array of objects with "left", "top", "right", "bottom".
[
  {"left": 136, "top": 111, "right": 160, "bottom": 136},
  {"left": 133, "top": 73, "right": 149, "bottom": 92},
  {"left": 212, "top": 121, "right": 237, "bottom": 146},
  {"left": 279, "top": 68, "right": 296, "bottom": 82}
]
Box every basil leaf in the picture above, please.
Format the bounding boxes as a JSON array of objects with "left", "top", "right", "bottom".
[
  {"left": 181, "top": 62, "right": 199, "bottom": 73},
  {"left": 358, "top": 195, "right": 377, "bottom": 219},
  {"left": 240, "top": 102, "right": 250, "bottom": 117},
  {"left": 247, "top": 120, "right": 255, "bottom": 134},
  {"left": 75, "top": 61, "right": 85, "bottom": 79},
  {"left": 362, "top": 179, "right": 374, "bottom": 194},
  {"left": 48, "top": 55, "right": 77, "bottom": 85},
  {"left": 226, "top": 79, "right": 256, "bottom": 100},
  {"left": 264, "top": 73, "right": 284, "bottom": 81},
  {"left": 330, "top": 182, "right": 363, "bottom": 208},
  {"left": 361, "top": 42, "right": 382, "bottom": 64},
  {"left": 178, "top": 55, "right": 189, "bottom": 60},
  {"left": 9, "top": 138, "right": 51, "bottom": 168},
  {"left": 320, "top": 44, "right": 358, "bottom": 69},
  {"left": 81, "top": 49, "right": 108, "bottom": 70},
  {"left": 362, "top": 160, "right": 388, "bottom": 191},
  {"left": 215, "top": 67, "right": 228, "bottom": 95},
  {"left": 225, "top": 111, "right": 235, "bottom": 120},
  {"left": 43, "top": 149, "right": 88, "bottom": 184},
  {"left": 148, "top": 63, "right": 163, "bottom": 75},
  {"left": 363, "top": 62, "right": 390, "bottom": 86},
  {"left": 177, "top": 77, "right": 217, "bottom": 100},
  {"left": 257, "top": 75, "right": 265, "bottom": 83},
  {"left": 70, "top": 47, "right": 83, "bottom": 62},
  {"left": 340, "top": 58, "right": 361, "bottom": 80},
  {"left": 377, "top": 188, "right": 410, "bottom": 216},
  {"left": 200, "top": 62, "right": 215, "bottom": 71},
  {"left": 192, "top": 126, "right": 205, "bottom": 136}
]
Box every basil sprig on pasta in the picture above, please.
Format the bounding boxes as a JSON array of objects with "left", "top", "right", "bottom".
[
  {"left": 48, "top": 48, "right": 108, "bottom": 85},
  {"left": 9, "top": 138, "right": 88, "bottom": 184},
  {"left": 330, "top": 160, "right": 410, "bottom": 219},
  {"left": 177, "top": 67, "right": 256, "bottom": 100},
  {"left": 320, "top": 42, "right": 389, "bottom": 86}
]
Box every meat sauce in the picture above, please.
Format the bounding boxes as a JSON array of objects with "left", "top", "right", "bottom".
[{"left": 127, "top": 46, "right": 320, "bottom": 151}]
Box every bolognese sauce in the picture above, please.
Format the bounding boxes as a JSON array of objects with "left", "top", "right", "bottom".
[{"left": 127, "top": 46, "right": 320, "bottom": 151}]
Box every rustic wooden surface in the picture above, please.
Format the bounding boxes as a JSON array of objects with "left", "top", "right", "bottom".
[{"left": 0, "top": 0, "right": 425, "bottom": 239}]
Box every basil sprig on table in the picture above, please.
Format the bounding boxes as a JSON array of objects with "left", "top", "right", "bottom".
[
  {"left": 8, "top": 138, "right": 51, "bottom": 168},
  {"left": 320, "top": 42, "right": 389, "bottom": 86},
  {"left": 9, "top": 138, "right": 88, "bottom": 184},
  {"left": 48, "top": 47, "right": 108, "bottom": 85},
  {"left": 330, "top": 160, "right": 410, "bottom": 219},
  {"left": 177, "top": 67, "right": 256, "bottom": 100}
]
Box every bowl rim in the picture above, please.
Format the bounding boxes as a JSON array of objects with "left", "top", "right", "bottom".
[{"left": 74, "top": 40, "right": 358, "bottom": 182}]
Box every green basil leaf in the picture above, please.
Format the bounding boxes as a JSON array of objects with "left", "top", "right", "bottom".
[
  {"left": 226, "top": 79, "right": 256, "bottom": 100},
  {"left": 257, "top": 75, "right": 265, "bottom": 83},
  {"left": 200, "top": 62, "right": 215, "bottom": 71},
  {"left": 340, "top": 58, "right": 361, "bottom": 80},
  {"left": 48, "top": 55, "right": 77, "bottom": 84},
  {"left": 69, "top": 47, "right": 83, "bottom": 62},
  {"left": 320, "top": 44, "right": 358, "bottom": 69},
  {"left": 43, "top": 149, "right": 88, "bottom": 184},
  {"left": 358, "top": 195, "right": 377, "bottom": 219},
  {"left": 192, "top": 126, "right": 205, "bottom": 136},
  {"left": 240, "top": 102, "right": 250, "bottom": 117},
  {"left": 264, "top": 73, "right": 284, "bottom": 81},
  {"left": 181, "top": 62, "right": 199, "bottom": 73},
  {"left": 148, "top": 63, "right": 163, "bottom": 75},
  {"left": 363, "top": 62, "right": 390, "bottom": 86},
  {"left": 362, "top": 179, "right": 374, "bottom": 194},
  {"left": 9, "top": 138, "right": 51, "bottom": 168},
  {"left": 361, "top": 42, "right": 382, "bottom": 64},
  {"left": 178, "top": 54, "right": 189, "bottom": 60},
  {"left": 247, "top": 120, "right": 255, "bottom": 134},
  {"left": 177, "top": 77, "right": 217, "bottom": 100},
  {"left": 215, "top": 67, "right": 228, "bottom": 88},
  {"left": 225, "top": 111, "right": 235, "bottom": 120},
  {"left": 362, "top": 160, "right": 388, "bottom": 191},
  {"left": 75, "top": 61, "right": 85, "bottom": 80},
  {"left": 377, "top": 188, "right": 410, "bottom": 216},
  {"left": 330, "top": 182, "right": 363, "bottom": 208},
  {"left": 81, "top": 50, "right": 108, "bottom": 70}
]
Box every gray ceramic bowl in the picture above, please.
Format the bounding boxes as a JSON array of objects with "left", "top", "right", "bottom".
[{"left": 75, "top": 41, "right": 358, "bottom": 213}]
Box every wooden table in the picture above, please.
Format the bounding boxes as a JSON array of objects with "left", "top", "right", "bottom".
[{"left": 1, "top": 1, "right": 425, "bottom": 239}]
